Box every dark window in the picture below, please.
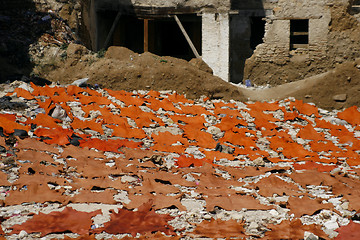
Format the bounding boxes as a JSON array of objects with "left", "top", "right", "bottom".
[{"left": 290, "top": 19, "right": 309, "bottom": 50}]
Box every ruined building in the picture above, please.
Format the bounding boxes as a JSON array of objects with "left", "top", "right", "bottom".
[{"left": 79, "top": 0, "right": 360, "bottom": 85}]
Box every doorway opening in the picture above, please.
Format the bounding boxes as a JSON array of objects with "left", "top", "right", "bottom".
[
  {"left": 104, "top": 13, "right": 201, "bottom": 61},
  {"left": 250, "top": 16, "right": 266, "bottom": 50}
]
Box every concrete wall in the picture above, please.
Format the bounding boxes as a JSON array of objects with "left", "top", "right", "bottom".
[{"left": 202, "top": 13, "right": 230, "bottom": 82}]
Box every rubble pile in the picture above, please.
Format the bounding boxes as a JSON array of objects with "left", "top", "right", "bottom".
[
  {"left": 0, "top": 81, "right": 359, "bottom": 239},
  {"left": 0, "top": 1, "right": 77, "bottom": 82}
]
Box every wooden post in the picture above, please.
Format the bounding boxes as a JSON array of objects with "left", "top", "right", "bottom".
[
  {"left": 103, "top": 11, "right": 121, "bottom": 49},
  {"left": 174, "top": 15, "right": 201, "bottom": 58},
  {"left": 144, "top": 19, "right": 149, "bottom": 52}
]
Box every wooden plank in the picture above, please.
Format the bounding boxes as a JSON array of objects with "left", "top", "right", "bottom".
[
  {"left": 103, "top": 11, "right": 122, "bottom": 49},
  {"left": 291, "top": 32, "right": 309, "bottom": 36},
  {"left": 174, "top": 15, "right": 201, "bottom": 58},
  {"left": 144, "top": 19, "right": 149, "bottom": 52}
]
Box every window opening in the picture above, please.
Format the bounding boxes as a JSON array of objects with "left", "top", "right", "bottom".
[
  {"left": 290, "top": 19, "right": 309, "bottom": 50},
  {"left": 351, "top": 0, "right": 360, "bottom": 15}
]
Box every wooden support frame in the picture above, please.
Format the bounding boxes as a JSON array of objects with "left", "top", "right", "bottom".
[
  {"left": 103, "top": 11, "right": 122, "bottom": 49},
  {"left": 173, "top": 15, "right": 201, "bottom": 58},
  {"left": 144, "top": 19, "right": 149, "bottom": 52}
]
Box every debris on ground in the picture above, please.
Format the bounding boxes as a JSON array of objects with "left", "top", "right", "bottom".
[{"left": 0, "top": 82, "right": 359, "bottom": 239}]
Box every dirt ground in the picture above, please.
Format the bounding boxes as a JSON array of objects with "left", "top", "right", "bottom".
[
  {"left": 1, "top": 0, "right": 360, "bottom": 111},
  {"left": 35, "top": 43, "right": 360, "bottom": 111},
  {"left": 38, "top": 44, "right": 246, "bottom": 102},
  {"left": 241, "top": 59, "right": 360, "bottom": 110}
]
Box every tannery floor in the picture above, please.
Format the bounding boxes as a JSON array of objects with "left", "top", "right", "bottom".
[{"left": 0, "top": 82, "right": 360, "bottom": 239}]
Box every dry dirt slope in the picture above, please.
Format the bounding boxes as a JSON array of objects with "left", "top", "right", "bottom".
[
  {"left": 37, "top": 44, "right": 360, "bottom": 111},
  {"left": 241, "top": 59, "right": 360, "bottom": 110},
  {"left": 39, "top": 44, "right": 246, "bottom": 102}
]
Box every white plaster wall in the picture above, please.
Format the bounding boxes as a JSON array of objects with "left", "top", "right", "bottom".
[{"left": 202, "top": 13, "right": 230, "bottom": 82}]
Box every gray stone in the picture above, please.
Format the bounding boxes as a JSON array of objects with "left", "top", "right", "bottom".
[
  {"left": 18, "top": 230, "right": 27, "bottom": 238},
  {"left": 340, "top": 201, "right": 349, "bottom": 210},
  {"left": 304, "top": 231, "right": 319, "bottom": 240},
  {"left": 71, "top": 77, "right": 89, "bottom": 87},
  {"left": 206, "top": 126, "right": 223, "bottom": 138},
  {"left": 248, "top": 221, "right": 259, "bottom": 230},
  {"left": 333, "top": 94, "right": 347, "bottom": 102},
  {"left": 253, "top": 157, "right": 265, "bottom": 166},
  {"left": 121, "top": 175, "right": 138, "bottom": 183},
  {"left": 181, "top": 199, "right": 205, "bottom": 212},
  {"left": 324, "top": 220, "right": 339, "bottom": 230}
]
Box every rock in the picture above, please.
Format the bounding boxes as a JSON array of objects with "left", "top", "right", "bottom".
[
  {"left": 340, "top": 201, "right": 349, "bottom": 210},
  {"left": 71, "top": 77, "right": 89, "bottom": 87},
  {"left": 324, "top": 220, "right": 339, "bottom": 230},
  {"left": 121, "top": 175, "right": 138, "bottom": 183},
  {"left": 69, "top": 134, "right": 82, "bottom": 146},
  {"left": 253, "top": 157, "right": 265, "bottom": 166},
  {"left": 304, "top": 231, "right": 319, "bottom": 240},
  {"left": 13, "top": 129, "right": 28, "bottom": 139},
  {"left": 51, "top": 104, "right": 67, "bottom": 120},
  {"left": 113, "top": 191, "right": 130, "bottom": 204},
  {"left": 269, "top": 209, "right": 279, "bottom": 217},
  {"left": 248, "top": 221, "right": 259, "bottom": 230},
  {"left": 206, "top": 126, "right": 223, "bottom": 138},
  {"left": 333, "top": 94, "right": 347, "bottom": 102},
  {"left": 214, "top": 143, "right": 234, "bottom": 154},
  {"left": 18, "top": 230, "right": 27, "bottom": 238},
  {"left": 181, "top": 199, "right": 205, "bottom": 212}
]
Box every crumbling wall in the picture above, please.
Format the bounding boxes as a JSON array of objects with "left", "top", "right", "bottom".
[{"left": 244, "top": 0, "right": 360, "bottom": 86}]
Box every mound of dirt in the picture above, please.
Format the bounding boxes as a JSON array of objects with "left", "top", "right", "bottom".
[
  {"left": 240, "top": 59, "right": 360, "bottom": 110},
  {"left": 40, "top": 44, "right": 246, "bottom": 102},
  {"left": 35, "top": 43, "right": 360, "bottom": 110},
  {"left": 291, "top": 59, "right": 360, "bottom": 110}
]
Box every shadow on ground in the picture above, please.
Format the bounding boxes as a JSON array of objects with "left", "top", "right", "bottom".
[{"left": 0, "top": 0, "right": 52, "bottom": 85}]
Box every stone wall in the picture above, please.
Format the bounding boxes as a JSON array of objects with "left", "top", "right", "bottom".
[{"left": 244, "top": 0, "right": 360, "bottom": 86}]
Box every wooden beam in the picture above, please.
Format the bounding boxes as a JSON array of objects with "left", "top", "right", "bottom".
[
  {"left": 173, "top": 15, "right": 200, "bottom": 58},
  {"left": 103, "top": 11, "right": 122, "bottom": 49},
  {"left": 144, "top": 19, "right": 149, "bottom": 52}
]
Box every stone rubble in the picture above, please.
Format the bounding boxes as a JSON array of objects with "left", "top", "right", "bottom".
[{"left": 0, "top": 81, "right": 359, "bottom": 239}]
